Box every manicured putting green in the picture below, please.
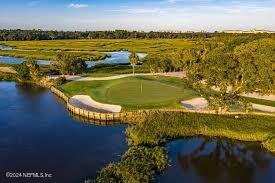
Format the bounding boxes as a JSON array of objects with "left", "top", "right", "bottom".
[
  {"left": 106, "top": 80, "right": 184, "bottom": 104},
  {"left": 61, "top": 76, "right": 198, "bottom": 109}
]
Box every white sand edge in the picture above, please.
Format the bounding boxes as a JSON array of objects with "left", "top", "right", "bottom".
[
  {"left": 181, "top": 97, "right": 275, "bottom": 113},
  {"left": 181, "top": 97, "right": 208, "bottom": 110},
  {"left": 69, "top": 95, "right": 122, "bottom": 113}
]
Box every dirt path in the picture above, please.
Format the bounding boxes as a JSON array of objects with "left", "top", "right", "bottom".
[
  {"left": 0, "top": 67, "right": 17, "bottom": 74},
  {"left": 49, "top": 72, "right": 185, "bottom": 81},
  {"left": 181, "top": 97, "right": 275, "bottom": 113}
]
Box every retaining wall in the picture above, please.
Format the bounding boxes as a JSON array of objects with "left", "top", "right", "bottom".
[
  {"left": 51, "top": 86, "right": 136, "bottom": 122},
  {"left": 51, "top": 86, "right": 275, "bottom": 122}
]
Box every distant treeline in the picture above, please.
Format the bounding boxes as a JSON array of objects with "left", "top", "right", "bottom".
[{"left": 1, "top": 29, "right": 273, "bottom": 41}]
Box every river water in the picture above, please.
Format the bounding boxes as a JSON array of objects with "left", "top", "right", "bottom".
[
  {"left": 0, "top": 82, "right": 127, "bottom": 183},
  {"left": 0, "top": 82, "right": 274, "bottom": 183},
  {"left": 157, "top": 137, "right": 275, "bottom": 183},
  {"left": 0, "top": 50, "right": 147, "bottom": 67}
]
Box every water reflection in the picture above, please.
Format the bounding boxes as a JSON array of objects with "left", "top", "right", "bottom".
[
  {"left": 158, "top": 137, "right": 275, "bottom": 183},
  {"left": 0, "top": 51, "right": 147, "bottom": 67},
  {"left": 0, "top": 82, "right": 127, "bottom": 183},
  {"left": 86, "top": 51, "right": 147, "bottom": 67},
  {"left": 0, "top": 56, "right": 52, "bottom": 65}
]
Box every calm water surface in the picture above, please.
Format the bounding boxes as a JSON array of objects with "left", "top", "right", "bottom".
[
  {"left": 85, "top": 51, "right": 147, "bottom": 67},
  {"left": 0, "top": 56, "right": 52, "bottom": 65},
  {"left": 0, "top": 51, "right": 147, "bottom": 67},
  {"left": 0, "top": 82, "right": 127, "bottom": 183},
  {"left": 157, "top": 137, "right": 275, "bottom": 183}
]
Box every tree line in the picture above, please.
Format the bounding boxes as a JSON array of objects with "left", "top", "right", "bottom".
[
  {"left": 143, "top": 38, "right": 275, "bottom": 111},
  {"left": 1, "top": 29, "right": 273, "bottom": 41}
]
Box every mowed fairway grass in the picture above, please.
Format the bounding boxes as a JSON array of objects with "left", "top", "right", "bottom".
[{"left": 61, "top": 76, "right": 198, "bottom": 110}]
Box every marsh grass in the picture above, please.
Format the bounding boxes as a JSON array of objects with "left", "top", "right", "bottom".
[
  {"left": 0, "top": 50, "right": 107, "bottom": 61},
  {"left": 126, "top": 111, "right": 275, "bottom": 153},
  {"left": 0, "top": 39, "right": 194, "bottom": 54}
]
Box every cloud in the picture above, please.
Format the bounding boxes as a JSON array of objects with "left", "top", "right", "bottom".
[{"left": 68, "top": 3, "right": 88, "bottom": 9}]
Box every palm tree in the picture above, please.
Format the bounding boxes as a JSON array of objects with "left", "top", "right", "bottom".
[{"left": 129, "top": 52, "right": 139, "bottom": 75}]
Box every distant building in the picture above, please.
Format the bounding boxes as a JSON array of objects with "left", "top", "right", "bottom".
[{"left": 223, "top": 29, "right": 275, "bottom": 34}]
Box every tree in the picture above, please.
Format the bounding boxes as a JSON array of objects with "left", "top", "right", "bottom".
[
  {"left": 26, "top": 59, "right": 41, "bottom": 81},
  {"left": 182, "top": 38, "right": 275, "bottom": 111},
  {"left": 14, "top": 59, "right": 42, "bottom": 81},
  {"left": 129, "top": 52, "right": 139, "bottom": 75},
  {"left": 15, "top": 61, "right": 30, "bottom": 81},
  {"left": 233, "top": 39, "right": 275, "bottom": 94},
  {"left": 54, "top": 53, "right": 87, "bottom": 75}
]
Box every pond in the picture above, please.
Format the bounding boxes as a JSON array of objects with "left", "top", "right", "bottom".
[
  {"left": 0, "top": 82, "right": 127, "bottom": 183},
  {"left": 157, "top": 137, "right": 275, "bottom": 183},
  {"left": 0, "top": 50, "right": 147, "bottom": 67},
  {"left": 0, "top": 45, "right": 14, "bottom": 50},
  {"left": 85, "top": 51, "right": 147, "bottom": 67},
  {"left": 0, "top": 56, "right": 52, "bottom": 65}
]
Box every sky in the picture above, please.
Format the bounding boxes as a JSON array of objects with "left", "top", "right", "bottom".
[{"left": 0, "top": 0, "right": 274, "bottom": 32}]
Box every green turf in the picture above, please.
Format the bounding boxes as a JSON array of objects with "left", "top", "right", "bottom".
[{"left": 61, "top": 76, "right": 199, "bottom": 110}]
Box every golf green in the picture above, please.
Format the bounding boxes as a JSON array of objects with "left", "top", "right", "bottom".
[
  {"left": 106, "top": 80, "right": 184, "bottom": 104},
  {"left": 61, "top": 76, "right": 198, "bottom": 109}
]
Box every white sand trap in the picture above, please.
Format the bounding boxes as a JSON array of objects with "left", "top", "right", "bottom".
[
  {"left": 252, "top": 103, "right": 275, "bottom": 113},
  {"left": 181, "top": 97, "right": 209, "bottom": 110},
  {"left": 69, "top": 95, "right": 121, "bottom": 113},
  {"left": 181, "top": 97, "right": 275, "bottom": 113}
]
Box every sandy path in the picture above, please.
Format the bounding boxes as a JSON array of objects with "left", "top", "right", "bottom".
[
  {"left": 252, "top": 104, "right": 275, "bottom": 113},
  {"left": 49, "top": 72, "right": 185, "bottom": 81},
  {"left": 69, "top": 95, "right": 121, "bottom": 113},
  {"left": 0, "top": 67, "right": 17, "bottom": 74},
  {"left": 241, "top": 93, "right": 275, "bottom": 101},
  {"left": 181, "top": 97, "right": 275, "bottom": 113}
]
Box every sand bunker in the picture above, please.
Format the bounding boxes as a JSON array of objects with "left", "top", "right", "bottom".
[
  {"left": 181, "top": 97, "right": 209, "bottom": 110},
  {"left": 69, "top": 95, "right": 121, "bottom": 113},
  {"left": 181, "top": 97, "right": 275, "bottom": 113}
]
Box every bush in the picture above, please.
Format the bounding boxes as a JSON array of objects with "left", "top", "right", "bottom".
[
  {"left": 0, "top": 72, "right": 17, "bottom": 81},
  {"left": 55, "top": 76, "right": 66, "bottom": 86},
  {"left": 92, "top": 146, "right": 168, "bottom": 183}
]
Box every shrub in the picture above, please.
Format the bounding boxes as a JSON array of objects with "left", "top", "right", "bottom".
[
  {"left": 92, "top": 146, "right": 168, "bottom": 183},
  {"left": 55, "top": 76, "right": 67, "bottom": 86}
]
